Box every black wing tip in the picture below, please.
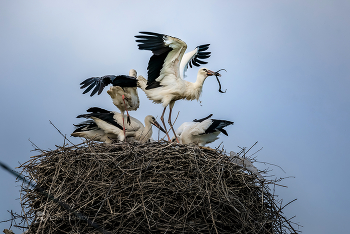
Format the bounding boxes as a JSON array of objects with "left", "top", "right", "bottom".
[
  {"left": 220, "top": 129, "right": 229, "bottom": 136},
  {"left": 199, "top": 52, "right": 211, "bottom": 56},
  {"left": 193, "top": 114, "right": 213, "bottom": 122},
  {"left": 187, "top": 44, "right": 211, "bottom": 68},
  {"left": 73, "top": 120, "right": 98, "bottom": 132},
  {"left": 136, "top": 31, "right": 164, "bottom": 37},
  {"left": 145, "top": 81, "right": 162, "bottom": 90},
  {"left": 76, "top": 114, "right": 89, "bottom": 119},
  {"left": 80, "top": 76, "right": 112, "bottom": 96},
  {"left": 198, "top": 44, "right": 210, "bottom": 50},
  {"left": 204, "top": 119, "right": 234, "bottom": 135},
  {"left": 212, "top": 119, "right": 234, "bottom": 126},
  {"left": 86, "top": 107, "right": 110, "bottom": 113}
]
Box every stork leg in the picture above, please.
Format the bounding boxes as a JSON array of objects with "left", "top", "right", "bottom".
[
  {"left": 168, "top": 105, "right": 180, "bottom": 143},
  {"left": 121, "top": 111, "right": 126, "bottom": 142},
  {"left": 122, "top": 95, "right": 131, "bottom": 125},
  {"left": 160, "top": 106, "right": 171, "bottom": 141}
]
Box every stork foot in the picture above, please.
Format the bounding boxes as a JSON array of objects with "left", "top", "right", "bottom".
[{"left": 127, "top": 115, "right": 131, "bottom": 125}]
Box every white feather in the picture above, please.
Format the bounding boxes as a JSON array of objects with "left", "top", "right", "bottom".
[
  {"left": 179, "top": 47, "right": 198, "bottom": 79},
  {"left": 174, "top": 119, "right": 222, "bottom": 146}
]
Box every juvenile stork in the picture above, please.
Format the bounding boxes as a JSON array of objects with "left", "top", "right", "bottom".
[
  {"left": 135, "top": 31, "right": 224, "bottom": 142},
  {"left": 77, "top": 107, "right": 165, "bottom": 143},
  {"left": 71, "top": 120, "right": 117, "bottom": 143},
  {"left": 80, "top": 69, "right": 140, "bottom": 136},
  {"left": 173, "top": 114, "right": 233, "bottom": 146}
]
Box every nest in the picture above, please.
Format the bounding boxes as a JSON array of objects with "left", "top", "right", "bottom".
[{"left": 17, "top": 141, "right": 299, "bottom": 233}]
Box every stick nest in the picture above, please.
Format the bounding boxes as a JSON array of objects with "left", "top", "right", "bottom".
[{"left": 18, "top": 141, "right": 298, "bottom": 233}]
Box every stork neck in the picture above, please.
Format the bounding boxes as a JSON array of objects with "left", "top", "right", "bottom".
[
  {"left": 184, "top": 73, "right": 207, "bottom": 101},
  {"left": 193, "top": 73, "right": 207, "bottom": 89},
  {"left": 139, "top": 121, "right": 152, "bottom": 143}
]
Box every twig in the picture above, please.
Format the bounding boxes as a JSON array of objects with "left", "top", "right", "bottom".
[{"left": 49, "top": 120, "right": 75, "bottom": 146}]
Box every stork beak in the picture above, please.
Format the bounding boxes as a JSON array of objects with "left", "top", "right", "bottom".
[
  {"left": 207, "top": 70, "right": 217, "bottom": 76},
  {"left": 152, "top": 120, "right": 166, "bottom": 133}
]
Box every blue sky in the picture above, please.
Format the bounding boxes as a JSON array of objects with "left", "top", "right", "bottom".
[{"left": 1, "top": 1, "right": 349, "bottom": 233}]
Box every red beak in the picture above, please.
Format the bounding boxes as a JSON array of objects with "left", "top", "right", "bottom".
[{"left": 207, "top": 70, "right": 216, "bottom": 76}]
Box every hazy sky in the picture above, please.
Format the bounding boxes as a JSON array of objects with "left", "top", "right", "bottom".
[{"left": 1, "top": 1, "right": 349, "bottom": 233}]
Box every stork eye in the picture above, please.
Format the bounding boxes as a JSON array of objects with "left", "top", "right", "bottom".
[{"left": 203, "top": 69, "right": 207, "bottom": 72}]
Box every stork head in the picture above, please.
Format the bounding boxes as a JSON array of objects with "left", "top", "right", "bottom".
[
  {"left": 199, "top": 68, "right": 226, "bottom": 93},
  {"left": 145, "top": 115, "right": 166, "bottom": 133},
  {"left": 129, "top": 69, "right": 137, "bottom": 78},
  {"left": 199, "top": 68, "right": 217, "bottom": 77}
]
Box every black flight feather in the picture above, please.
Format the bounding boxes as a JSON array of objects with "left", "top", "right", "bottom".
[
  {"left": 146, "top": 50, "right": 171, "bottom": 87},
  {"left": 87, "top": 107, "right": 110, "bottom": 113},
  {"left": 204, "top": 119, "right": 234, "bottom": 135},
  {"left": 193, "top": 114, "right": 213, "bottom": 122},
  {"left": 80, "top": 75, "right": 137, "bottom": 96},
  {"left": 187, "top": 44, "right": 211, "bottom": 70},
  {"left": 110, "top": 75, "right": 137, "bottom": 87},
  {"left": 77, "top": 109, "right": 123, "bottom": 130},
  {"left": 73, "top": 120, "right": 99, "bottom": 133},
  {"left": 135, "top": 32, "right": 174, "bottom": 86},
  {"left": 219, "top": 128, "right": 229, "bottom": 136}
]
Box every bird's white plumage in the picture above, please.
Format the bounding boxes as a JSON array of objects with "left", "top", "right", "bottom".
[
  {"left": 189, "top": 119, "right": 214, "bottom": 135},
  {"left": 173, "top": 116, "right": 233, "bottom": 146},
  {"left": 180, "top": 47, "right": 198, "bottom": 79},
  {"left": 139, "top": 68, "right": 213, "bottom": 108},
  {"left": 92, "top": 113, "right": 155, "bottom": 142},
  {"left": 173, "top": 120, "right": 220, "bottom": 146},
  {"left": 153, "top": 36, "right": 187, "bottom": 83},
  {"left": 71, "top": 126, "right": 116, "bottom": 143},
  {"left": 174, "top": 121, "right": 193, "bottom": 137},
  {"left": 71, "top": 120, "right": 119, "bottom": 143}
]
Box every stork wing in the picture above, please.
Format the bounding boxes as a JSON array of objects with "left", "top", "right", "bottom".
[
  {"left": 73, "top": 120, "right": 99, "bottom": 133},
  {"left": 77, "top": 111, "right": 123, "bottom": 131},
  {"left": 205, "top": 119, "right": 234, "bottom": 136},
  {"left": 111, "top": 76, "right": 138, "bottom": 87},
  {"left": 192, "top": 114, "right": 213, "bottom": 122},
  {"left": 80, "top": 75, "right": 136, "bottom": 97},
  {"left": 189, "top": 119, "right": 233, "bottom": 136},
  {"left": 175, "top": 122, "right": 195, "bottom": 137},
  {"left": 180, "top": 44, "right": 211, "bottom": 79},
  {"left": 189, "top": 119, "right": 213, "bottom": 136},
  {"left": 135, "top": 31, "right": 187, "bottom": 88},
  {"left": 80, "top": 75, "right": 114, "bottom": 96},
  {"left": 86, "top": 107, "right": 110, "bottom": 114}
]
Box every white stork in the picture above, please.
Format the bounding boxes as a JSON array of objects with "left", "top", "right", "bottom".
[
  {"left": 71, "top": 120, "right": 117, "bottom": 143},
  {"left": 173, "top": 114, "right": 233, "bottom": 146},
  {"left": 77, "top": 107, "right": 166, "bottom": 143},
  {"left": 135, "top": 31, "right": 224, "bottom": 142},
  {"left": 80, "top": 69, "right": 140, "bottom": 136}
]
